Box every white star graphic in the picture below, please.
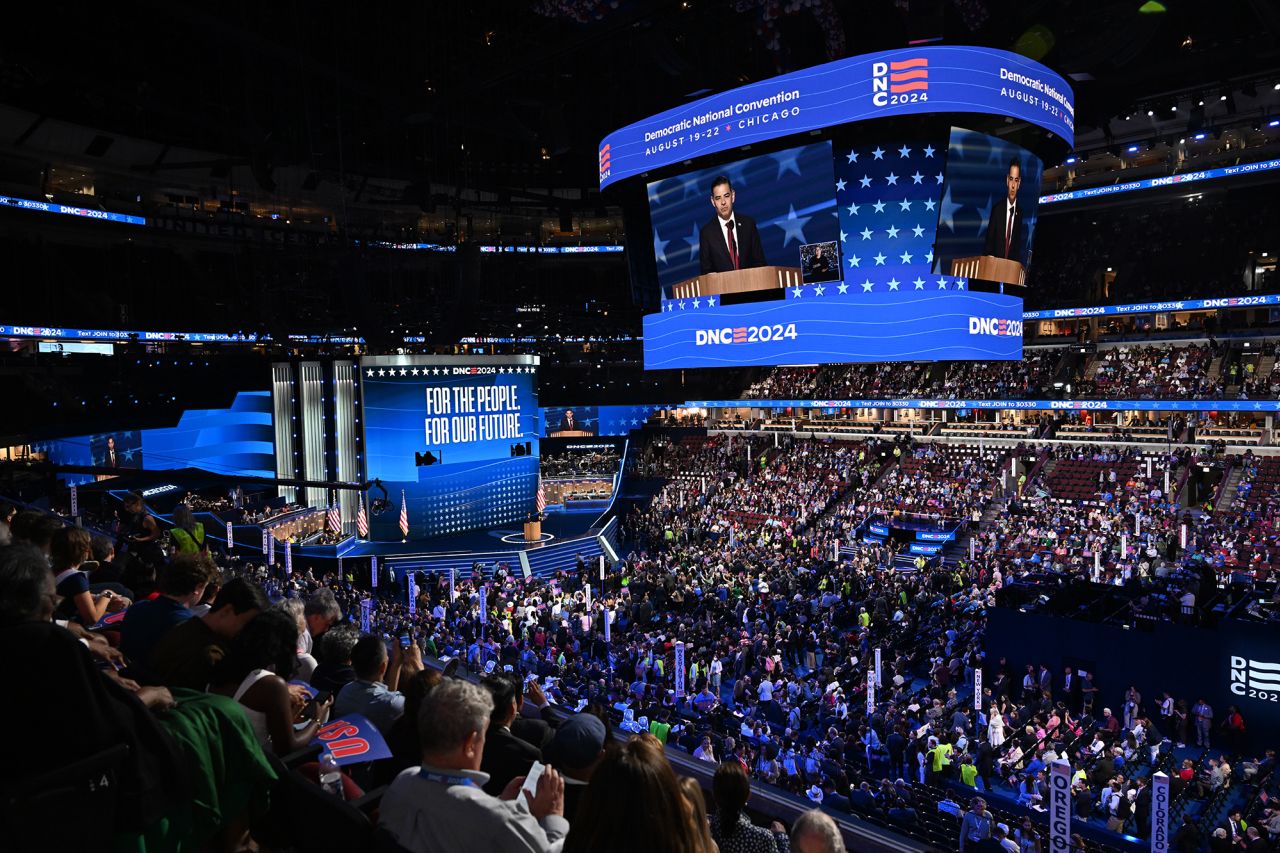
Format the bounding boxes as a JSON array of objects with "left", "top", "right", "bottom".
[
  {"left": 912, "top": 225, "right": 925, "bottom": 237},
  {"left": 840, "top": 230, "right": 848, "bottom": 243},
  {"left": 858, "top": 175, "right": 872, "bottom": 189},
  {"left": 366, "top": 369, "right": 375, "bottom": 377},
  {"left": 911, "top": 172, "right": 924, "bottom": 184},
  {"left": 411, "top": 367, "right": 420, "bottom": 376},
  {"left": 888, "top": 278, "right": 900, "bottom": 291},
  {"left": 378, "top": 368, "right": 386, "bottom": 376},
  {"left": 860, "top": 228, "right": 873, "bottom": 241},
  {"left": 846, "top": 202, "right": 860, "bottom": 215},
  {"left": 653, "top": 229, "right": 670, "bottom": 265},
  {"left": 862, "top": 279, "right": 874, "bottom": 292},
  {"left": 399, "top": 368, "right": 408, "bottom": 376},
  {"left": 706, "top": 296, "right": 716, "bottom": 306},
  {"left": 837, "top": 283, "right": 849, "bottom": 294},
  {"left": 925, "top": 249, "right": 934, "bottom": 263},
  {"left": 692, "top": 297, "right": 701, "bottom": 308},
  {"left": 835, "top": 178, "right": 847, "bottom": 192},
  {"left": 898, "top": 145, "right": 912, "bottom": 158},
  {"left": 872, "top": 200, "right": 886, "bottom": 213},
  {"left": 791, "top": 286, "right": 804, "bottom": 298},
  {"left": 814, "top": 284, "right": 826, "bottom": 296},
  {"left": 678, "top": 301, "right": 686, "bottom": 310},
  {"left": 899, "top": 199, "right": 913, "bottom": 212},
  {"left": 936, "top": 277, "right": 949, "bottom": 289},
  {"left": 924, "top": 198, "right": 937, "bottom": 211},
  {"left": 846, "top": 150, "right": 859, "bottom": 164},
  {"left": 885, "top": 172, "right": 899, "bottom": 186},
  {"left": 848, "top": 254, "right": 861, "bottom": 267},
  {"left": 923, "top": 145, "right": 936, "bottom": 158},
  {"left": 955, "top": 279, "right": 965, "bottom": 289},
  {"left": 913, "top": 277, "right": 925, "bottom": 289},
  {"left": 885, "top": 225, "right": 899, "bottom": 238},
  {"left": 935, "top": 172, "right": 945, "bottom": 184},
  {"left": 899, "top": 251, "right": 913, "bottom": 263},
  {"left": 873, "top": 252, "right": 887, "bottom": 265},
  {"left": 771, "top": 204, "right": 813, "bottom": 247},
  {"left": 872, "top": 146, "right": 885, "bottom": 160}
]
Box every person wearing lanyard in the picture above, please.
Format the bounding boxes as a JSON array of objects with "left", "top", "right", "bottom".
[{"left": 379, "top": 679, "right": 567, "bottom": 853}]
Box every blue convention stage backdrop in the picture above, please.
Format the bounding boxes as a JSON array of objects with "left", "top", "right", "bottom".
[
  {"left": 647, "top": 141, "right": 838, "bottom": 297},
  {"left": 39, "top": 391, "right": 275, "bottom": 485},
  {"left": 360, "top": 357, "right": 539, "bottom": 539}
]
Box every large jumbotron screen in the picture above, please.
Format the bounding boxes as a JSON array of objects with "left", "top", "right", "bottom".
[
  {"left": 602, "top": 45, "right": 1071, "bottom": 370},
  {"left": 359, "top": 355, "right": 540, "bottom": 539}
]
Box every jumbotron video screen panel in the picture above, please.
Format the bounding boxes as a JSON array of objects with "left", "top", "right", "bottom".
[
  {"left": 604, "top": 45, "right": 1071, "bottom": 370},
  {"left": 359, "top": 355, "right": 540, "bottom": 539}
]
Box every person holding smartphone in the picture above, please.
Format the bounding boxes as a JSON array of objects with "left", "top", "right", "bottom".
[{"left": 333, "top": 631, "right": 423, "bottom": 734}]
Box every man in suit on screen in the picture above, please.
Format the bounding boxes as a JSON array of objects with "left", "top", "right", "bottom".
[
  {"left": 699, "top": 176, "right": 768, "bottom": 274},
  {"left": 985, "top": 157, "right": 1026, "bottom": 263}
]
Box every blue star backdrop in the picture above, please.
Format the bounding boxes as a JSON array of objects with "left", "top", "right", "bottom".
[
  {"left": 932, "top": 126, "right": 1044, "bottom": 276},
  {"left": 646, "top": 141, "right": 838, "bottom": 296},
  {"left": 833, "top": 131, "right": 950, "bottom": 294}
]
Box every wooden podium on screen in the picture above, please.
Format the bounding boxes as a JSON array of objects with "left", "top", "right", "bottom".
[
  {"left": 671, "top": 265, "right": 803, "bottom": 299},
  {"left": 523, "top": 519, "right": 542, "bottom": 542},
  {"left": 948, "top": 256, "right": 1026, "bottom": 286},
  {"left": 548, "top": 430, "right": 594, "bottom": 438}
]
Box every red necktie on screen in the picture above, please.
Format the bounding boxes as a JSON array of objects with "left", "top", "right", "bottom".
[
  {"left": 726, "top": 220, "right": 739, "bottom": 269},
  {"left": 1005, "top": 206, "right": 1013, "bottom": 257}
]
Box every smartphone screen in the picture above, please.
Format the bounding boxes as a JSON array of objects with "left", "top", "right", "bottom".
[{"left": 522, "top": 761, "right": 545, "bottom": 796}]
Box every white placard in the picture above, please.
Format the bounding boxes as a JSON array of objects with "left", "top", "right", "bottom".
[
  {"left": 262, "top": 529, "right": 269, "bottom": 554},
  {"left": 866, "top": 669, "right": 876, "bottom": 715},
  {"left": 226, "top": 520, "right": 234, "bottom": 550},
  {"left": 1151, "top": 771, "right": 1170, "bottom": 853},
  {"left": 974, "top": 667, "right": 983, "bottom": 710},
  {"left": 1048, "top": 760, "right": 1072, "bottom": 853},
  {"left": 268, "top": 535, "right": 275, "bottom": 565},
  {"left": 875, "top": 648, "right": 882, "bottom": 687},
  {"left": 69, "top": 485, "right": 78, "bottom": 517},
  {"left": 284, "top": 540, "right": 291, "bottom": 575}
]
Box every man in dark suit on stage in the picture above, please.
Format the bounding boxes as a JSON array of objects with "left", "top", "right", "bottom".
[
  {"left": 699, "top": 176, "right": 768, "bottom": 274},
  {"left": 104, "top": 435, "right": 120, "bottom": 469},
  {"left": 560, "top": 409, "right": 577, "bottom": 433},
  {"left": 985, "top": 157, "right": 1026, "bottom": 263}
]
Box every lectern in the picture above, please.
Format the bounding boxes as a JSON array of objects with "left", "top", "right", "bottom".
[
  {"left": 671, "top": 266, "right": 803, "bottom": 299},
  {"left": 948, "top": 256, "right": 1026, "bottom": 286},
  {"left": 523, "top": 520, "right": 542, "bottom": 541}
]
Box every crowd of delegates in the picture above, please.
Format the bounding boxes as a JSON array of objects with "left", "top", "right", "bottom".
[
  {"left": 1076, "top": 344, "right": 1222, "bottom": 400},
  {"left": 541, "top": 448, "right": 622, "bottom": 479},
  {"left": 1024, "top": 185, "right": 1280, "bottom": 311},
  {"left": 733, "top": 343, "right": 1238, "bottom": 403},
  {"left": 9, "top": 420, "right": 1280, "bottom": 852}
]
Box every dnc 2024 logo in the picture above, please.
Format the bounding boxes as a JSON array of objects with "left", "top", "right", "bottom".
[
  {"left": 1230, "top": 656, "right": 1280, "bottom": 702},
  {"left": 872, "top": 58, "right": 929, "bottom": 106}
]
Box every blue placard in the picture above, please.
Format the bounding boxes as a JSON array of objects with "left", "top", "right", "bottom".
[
  {"left": 917, "top": 531, "right": 955, "bottom": 542},
  {"left": 644, "top": 290, "right": 1023, "bottom": 368},
  {"left": 868, "top": 524, "right": 890, "bottom": 537},
  {"left": 311, "top": 715, "right": 393, "bottom": 766},
  {"left": 909, "top": 543, "right": 943, "bottom": 555},
  {"left": 599, "top": 46, "right": 1073, "bottom": 189}
]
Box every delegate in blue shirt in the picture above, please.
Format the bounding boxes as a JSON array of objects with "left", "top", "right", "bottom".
[{"left": 120, "top": 597, "right": 194, "bottom": 666}]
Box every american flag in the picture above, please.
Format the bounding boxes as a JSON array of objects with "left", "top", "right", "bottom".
[
  {"left": 356, "top": 492, "right": 369, "bottom": 539},
  {"left": 535, "top": 475, "right": 546, "bottom": 514},
  {"left": 326, "top": 492, "right": 342, "bottom": 535},
  {"left": 399, "top": 489, "right": 410, "bottom": 539}
]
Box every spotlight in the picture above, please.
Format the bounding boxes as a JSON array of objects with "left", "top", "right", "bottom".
[
  {"left": 1194, "top": 133, "right": 1206, "bottom": 140},
  {"left": 1065, "top": 156, "right": 1078, "bottom": 164},
  {"left": 1126, "top": 145, "right": 1139, "bottom": 153}
]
